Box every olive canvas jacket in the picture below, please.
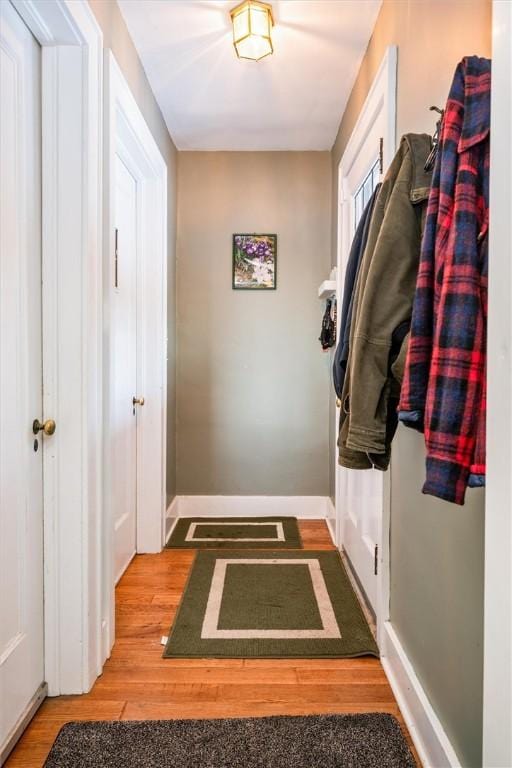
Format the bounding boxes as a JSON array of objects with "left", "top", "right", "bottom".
[{"left": 338, "top": 134, "right": 432, "bottom": 470}]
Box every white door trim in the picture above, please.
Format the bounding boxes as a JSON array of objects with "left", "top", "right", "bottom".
[
  {"left": 334, "top": 45, "right": 397, "bottom": 647},
  {"left": 12, "top": 0, "right": 104, "bottom": 694},
  {"left": 483, "top": 3, "right": 512, "bottom": 765},
  {"left": 103, "top": 52, "right": 167, "bottom": 656},
  {"left": 337, "top": 45, "right": 397, "bottom": 190}
]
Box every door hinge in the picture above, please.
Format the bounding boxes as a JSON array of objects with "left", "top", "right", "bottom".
[
  {"left": 374, "top": 545, "right": 379, "bottom": 576},
  {"left": 379, "top": 138, "right": 384, "bottom": 175},
  {"left": 114, "top": 227, "right": 119, "bottom": 288}
]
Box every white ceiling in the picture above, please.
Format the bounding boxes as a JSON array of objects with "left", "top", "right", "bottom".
[{"left": 117, "top": 0, "right": 382, "bottom": 151}]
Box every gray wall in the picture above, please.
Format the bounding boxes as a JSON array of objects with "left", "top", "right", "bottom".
[
  {"left": 330, "top": 2, "right": 491, "bottom": 765},
  {"left": 88, "top": 0, "right": 178, "bottom": 504},
  {"left": 391, "top": 431, "right": 485, "bottom": 766},
  {"left": 176, "top": 151, "right": 332, "bottom": 495}
]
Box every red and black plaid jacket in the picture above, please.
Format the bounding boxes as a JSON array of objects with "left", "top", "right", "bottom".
[{"left": 399, "top": 56, "right": 491, "bottom": 505}]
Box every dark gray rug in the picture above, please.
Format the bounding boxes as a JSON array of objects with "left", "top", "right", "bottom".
[{"left": 44, "top": 714, "right": 415, "bottom": 767}]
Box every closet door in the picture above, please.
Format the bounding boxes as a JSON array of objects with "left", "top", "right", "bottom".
[
  {"left": 339, "top": 161, "right": 383, "bottom": 616},
  {"left": 0, "top": 0, "right": 45, "bottom": 753},
  {"left": 112, "top": 154, "right": 139, "bottom": 582},
  {"left": 335, "top": 50, "right": 396, "bottom": 620}
]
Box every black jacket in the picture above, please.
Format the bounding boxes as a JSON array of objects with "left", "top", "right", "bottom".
[{"left": 332, "top": 184, "right": 381, "bottom": 398}]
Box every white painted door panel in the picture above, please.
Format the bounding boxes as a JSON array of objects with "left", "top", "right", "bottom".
[
  {"left": 0, "top": 0, "right": 44, "bottom": 748},
  {"left": 340, "top": 467, "right": 382, "bottom": 609},
  {"left": 336, "top": 83, "right": 387, "bottom": 615},
  {"left": 112, "top": 154, "right": 138, "bottom": 582}
]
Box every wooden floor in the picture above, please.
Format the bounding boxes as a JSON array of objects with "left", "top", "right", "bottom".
[{"left": 6, "top": 521, "right": 419, "bottom": 766}]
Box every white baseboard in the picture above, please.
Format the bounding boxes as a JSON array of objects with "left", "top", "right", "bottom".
[
  {"left": 164, "top": 496, "right": 179, "bottom": 542},
  {"left": 381, "top": 621, "right": 462, "bottom": 768},
  {"left": 326, "top": 497, "right": 336, "bottom": 544},
  {"left": 166, "top": 495, "right": 330, "bottom": 520}
]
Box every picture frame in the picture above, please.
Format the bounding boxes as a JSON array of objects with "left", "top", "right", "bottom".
[{"left": 232, "top": 233, "right": 277, "bottom": 290}]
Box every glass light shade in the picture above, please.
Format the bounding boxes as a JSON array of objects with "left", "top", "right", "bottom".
[{"left": 230, "top": 1, "right": 274, "bottom": 61}]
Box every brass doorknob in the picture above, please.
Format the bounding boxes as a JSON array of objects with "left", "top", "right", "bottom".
[
  {"left": 33, "top": 418, "right": 56, "bottom": 436},
  {"left": 132, "top": 397, "right": 145, "bottom": 406}
]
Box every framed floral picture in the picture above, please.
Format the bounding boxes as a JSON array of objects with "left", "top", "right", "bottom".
[{"left": 232, "top": 234, "right": 277, "bottom": 290}]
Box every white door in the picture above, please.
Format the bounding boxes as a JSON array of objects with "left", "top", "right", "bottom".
[
  {"left": 0, "top": 0, "right": 45, "bottom": 752},
  {"left": 112, "top": 154, "right": 139, "bottom": 582},
  {"left": 337, "top": 158, "right": 383, "bottom": 615},
  {"left": 335, "top": 48, "right": 396, "bottom": 621}
]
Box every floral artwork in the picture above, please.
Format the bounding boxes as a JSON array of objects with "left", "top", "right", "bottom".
[{"left": 232, "top": 234, "right": 277, "bottom": 290}]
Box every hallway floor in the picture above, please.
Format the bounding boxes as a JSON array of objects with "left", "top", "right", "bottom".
[{"left": 6, "top": 521, "right": 419, "bottom": 767}]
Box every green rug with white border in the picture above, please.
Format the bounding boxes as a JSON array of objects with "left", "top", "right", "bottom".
[
  {"left": 163, "top": 550, "right": 378, "bottom": 658},
  {"left": 166, "top": 516, "right": 302, "bottom": 549}
]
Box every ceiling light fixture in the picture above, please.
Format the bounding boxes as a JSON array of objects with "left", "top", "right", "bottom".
[{"left": 230, "top": 1, "right": 274, "bottom": 62}]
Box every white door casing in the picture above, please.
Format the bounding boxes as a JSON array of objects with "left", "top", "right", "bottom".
[
  {"left": 335, "top": 46, "right": 397, "bottom": 644},
  {"left": 0, "top": 2, "right": 45, "bottom": 753},
  {"left": 483, "top": 2, "right": 512, "bottom": 765},
  {"left": 103, "top": 52, "right": 168, "bottom": 656},
  {"left": 11, "top": 0, "right": 104, "bottom": 696},
  {"left": 112, "top": 154, "right": 138, "bottom": 583},
  {"left": 8, "top": 1, "right": 166, "bottom": 699}
]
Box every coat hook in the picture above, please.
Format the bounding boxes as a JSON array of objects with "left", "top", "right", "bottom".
[{"left": 424, "top": 106, "right": 445, "bottom": 171}]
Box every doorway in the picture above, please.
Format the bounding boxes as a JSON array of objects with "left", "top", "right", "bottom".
[
  {"left": 103, "top": 52, "right": 168, "bottom": 654},
  {"left": 335, "top": 46, "right": 397, "bottom": 641},
  {"left": 1, "top": 2, "right": 167, "bottom": 729},
  {"left": 112, "top": 151, "right": 141, "bottom": 582}
]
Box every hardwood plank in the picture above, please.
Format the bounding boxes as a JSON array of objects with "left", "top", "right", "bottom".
[
  {"left": 296, "top": 668, "right": 387, "bottom": 683},
  {"left": 5, "top": 521, "right": 420, "bottom": 767},
  {"left": 85, "top": 682, "right": 222, "bottom": 703},
  {"left": 243, "top": 657, "right": 380, "bottom": 669},
  {"left": 34, "top": 698, "right": 126, "bottom": 719},
  {"left": 97, "top": 666, "right": 299, "bottom": 685},
  {"left": 84, "top": 680, "right": 394, "bottom": 706},
  {"left": 122, "top": 701, "right": 404, "bottom": 720},
  {"left": 213, "top": 682, "right": 396, "bottom": 705},
  {"left": 106, "top": 655, "right": 245, "bottom": 669}
]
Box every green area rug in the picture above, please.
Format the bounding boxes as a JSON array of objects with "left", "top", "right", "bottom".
[
  {"left": 166, "top": 516, "right": 302, "bottom": 549},
  {"left": 163, "top": 550, "right": 378, "bottom": 658}
]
